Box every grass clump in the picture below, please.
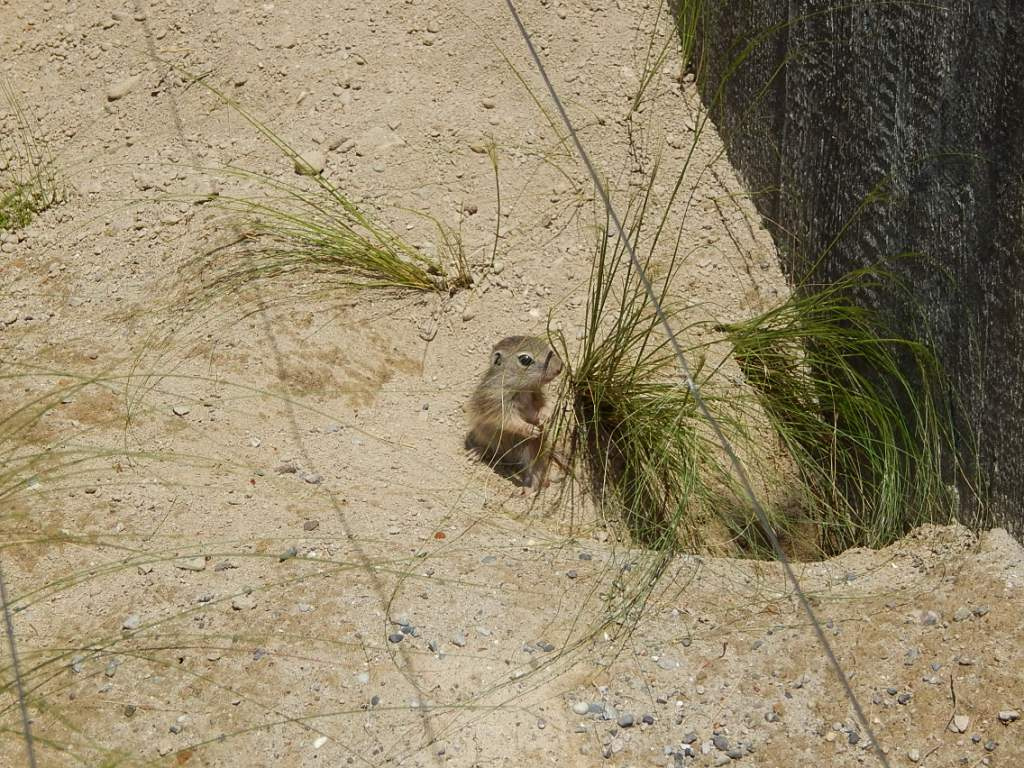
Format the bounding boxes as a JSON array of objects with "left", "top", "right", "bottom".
[
  {"left": 0, "top": 80, "right": 62, "bottom": 232},
  {"left": 202, "top": 171, "right": 464, "bottom": 294},
  {"left": 717, "top": 270, "right": 958, "bottom": 554},
  {"left": 189, "top": 80, "right": 471, "bottom": 298},
  {"left": 553, "top": 197, "right": 722, "bottom": 552},
  {"left": 558, "top": 254, "right": 960, "bottom": 557}
]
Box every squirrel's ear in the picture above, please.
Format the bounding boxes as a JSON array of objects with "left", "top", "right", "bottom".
[{"left": 492, "top": 351, "right": 503, "bottom": 366}]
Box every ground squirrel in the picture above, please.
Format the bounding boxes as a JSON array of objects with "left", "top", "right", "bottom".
[{"left": 466, "top": 335, "right": 564, "bottom": 490}]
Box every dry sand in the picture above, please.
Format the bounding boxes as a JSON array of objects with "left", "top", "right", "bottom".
[{"left": 1, "top": 1, "right": 1021, "bottom": 766}]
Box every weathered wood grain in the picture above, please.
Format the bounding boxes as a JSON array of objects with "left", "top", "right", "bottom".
[{"left": 693, "top": 1, "right": 1024, "bottom": 537}]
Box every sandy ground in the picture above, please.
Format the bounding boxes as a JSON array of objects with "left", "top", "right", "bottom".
[{"left": 1, "top": 1, "right": 1022, "bottom": 766}]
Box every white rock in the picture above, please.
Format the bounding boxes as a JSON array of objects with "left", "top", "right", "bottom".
[
  {"left": 294, "top": 150, "right": 325, "bottom": 176},
  {"left": 106, "top": 75, "right": 141, "bottom": 101},
  {"left": 176, "top": 556, "right": 207, "bottom": 572},
  {"left": 231, "top": 594, "right": 257, "bottom": 611}
]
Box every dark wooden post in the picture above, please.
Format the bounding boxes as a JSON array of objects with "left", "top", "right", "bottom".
[{"left": 692, "top": 1, "right": 1024, "bottom": 537}]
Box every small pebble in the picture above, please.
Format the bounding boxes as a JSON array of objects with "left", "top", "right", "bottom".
[
  {"left": 572, "top": 701, "right": 589, "bottom": 715},
  {"left": 172, "top": 405, "right": 190, "bottom": 416},
  {"left": 388, "top": 633, "right": 404, "bottom": 644},
  {"left": 303, "top": 520, "right": 319, "bottom": 531},
  {"left": 450, "top": 632, "right": 466, "bottom": 647},
  {"left": 176, "top": 556, "right": 207, "bottom": 572},
  {"left": 950, "top": 714, "right": 969, "bottom": 733},
  {"left": 294, "top": 150, "right": 325, "bottom": 176},
  {"left": 998, "top": 710, "right": 1020, "bottom": 723},
  {"left": 617, "top": 712, "right": 635, "bottom": 728},
  {"left": 122, "top": 614, "right": 141, "bottom": 630},
  {"left": 231, "top": 595, "right": 257, "bottom": 611},
  {"left": 106, "top": 75, "right": 141, "bottom": 101},
  {"left": 313, "top": 736, "right": 327, "bottom": 749}
]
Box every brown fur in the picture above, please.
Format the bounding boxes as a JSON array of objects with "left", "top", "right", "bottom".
[{"left": 466, "top": 335, "right": 564, "bottom": 489}]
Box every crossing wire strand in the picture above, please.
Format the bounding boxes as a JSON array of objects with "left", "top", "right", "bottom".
[
  {"left": 0, "top": 556, "right": 37, "bottom": 768},
  {"left": 502, "top": 2, "right": 893, "bottom": 766}
]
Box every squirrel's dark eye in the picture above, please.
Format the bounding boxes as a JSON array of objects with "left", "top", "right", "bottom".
[{"left": 517, "top": 353, "right": 534, "bottom": 367}]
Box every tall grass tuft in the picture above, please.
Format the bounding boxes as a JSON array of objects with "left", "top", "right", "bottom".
[
  {"left": 0, "top": 80, "right": 62, "bottom": 232},
  {"left": 558, "top": 237, "right": 959, "bottom": 556},
  {"left": 552, "top": 193, "right": 721, "bottom": 552},
  {"left": 717, "top": 270, "right": 958, "bottom": 554}
]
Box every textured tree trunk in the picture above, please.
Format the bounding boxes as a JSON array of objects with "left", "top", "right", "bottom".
[{"left": 691, "top": 1, "right": 1024, "bottom": 537}]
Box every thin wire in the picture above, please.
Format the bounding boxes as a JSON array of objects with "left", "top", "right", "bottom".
[
  {"left": 502, "top": 3, "right": 892, "bottom": 766},
  {"left": 0, "top": 556, "right": 38, "bottom": 768}
]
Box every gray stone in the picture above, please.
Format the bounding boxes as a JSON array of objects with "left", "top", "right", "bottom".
[
  {"left": 998, "top": 710, "right": 1020, "bottom": 723},
  {"left": 122, "top": 614, "right": 141, "bottom": 630},
  {"left": 176, "top": 556, "right": 206, "bottom": 571}
]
